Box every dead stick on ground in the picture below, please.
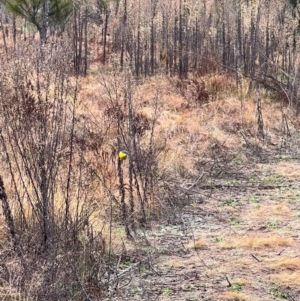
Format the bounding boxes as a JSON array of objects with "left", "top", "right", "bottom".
[
  {"left": 225, "top": 275, "right": 232, "bottom": 287},
  {"left": 108, "top": 261, "right": 141, "bottom": 284},
  {"left": 251, "top": 254, "right": 262, "bottom": 262}
]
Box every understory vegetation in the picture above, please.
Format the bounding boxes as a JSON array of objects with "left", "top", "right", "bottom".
[{"left": 0, "top": 0, "right": 300, "bottom": 300}]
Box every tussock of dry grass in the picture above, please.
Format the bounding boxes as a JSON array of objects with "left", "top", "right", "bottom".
[
  {"left": 232, "top": 278, "right": 250, "bottom": 286},
  {"left": 222, "top": 291, "right": 248, "bottom": 301},
  {"left": 192, "top": 238, "right": 208, "bottom": 250},
  {"left": 270, "top": 161, "right": 300, "bottom": 178},
  {"left": 205, "top": 74, "right": 238, "bottom": 98},
  {"left": 218, "top": 236, "right": 294, "bottom": 249},
  {"left": 255, "top": 204, "right": 292, "bottom": 217},
  {"left": 268, "top": 257, "right": 300, "bottom": 271},
  {"left": 270, "top": 272, "right": 300, "bottom": 287}
]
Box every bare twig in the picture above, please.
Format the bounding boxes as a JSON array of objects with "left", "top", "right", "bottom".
[
  {"left": 225, "top": 275, "right": 232, "bottom": 287},
  {"left": 107, "top": 261, "right": 141, "bottom": 285},
  {"left": 251, "top": 254, "right": 262, "bottom": 262}
]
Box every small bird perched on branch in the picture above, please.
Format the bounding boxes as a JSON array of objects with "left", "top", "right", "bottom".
[{"left": 118, "top": 150, "right": 128, "bottom": 161}]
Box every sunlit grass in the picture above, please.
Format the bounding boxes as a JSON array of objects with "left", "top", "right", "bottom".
[
  {"left": 218, "top": 236, "right": 294, "bottom": 249},
  {"left": 222, "top": 291, "right": 248, "bottom": 301},
  {"left": 268, "top": 257, "right": 300, "bottom": 271},
  {"left": 270, "top": 272, "right": 300, "bottom": 287}
]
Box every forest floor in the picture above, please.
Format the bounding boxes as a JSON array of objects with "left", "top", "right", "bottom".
[{"left": 104, "top": 137, "right": 300, "bottom": 301}]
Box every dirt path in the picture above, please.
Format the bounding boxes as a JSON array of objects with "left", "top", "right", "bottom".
[{"left": 106, "top": 157, "right": 300, "bottom": 301}]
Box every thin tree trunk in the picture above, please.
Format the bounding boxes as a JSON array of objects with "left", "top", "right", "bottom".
[
  {"left": 179, "top": 0, "right": 183, "bottom": 78},
  {"left": 103, "top": 10, "right": 109, "bottom": 63},
  {"left": 12, "top": 16, "right": 16, "bottom": 52},
  {"left": 120, "top": 0, "right": 127, "bottom": 69},
  {"left": 83, "top": 8, "right": 88, "bottom": 76},
  {"left": 40, "top": 0, "right": 50, "bottom": 54},
  {"left": 0, "top": 16, "right": 8, "bottom": 55},
  {"left": 236, "top": 2, "right": 243, "bottom": 89}
]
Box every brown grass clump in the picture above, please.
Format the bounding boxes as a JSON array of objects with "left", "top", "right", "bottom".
[
  {"left": 218, "top": 236, "right": 294, "bottom": 249},
  {"left": 232, "top": 278, "right": 250, "bottom": 286},
  {"left": 205, "top": 73, "right": 238, "bottom": 99},
  {"left": 255, "top": 204, "right": 292, "bottom": 218},
  {"left": 268, "top": 257, "right": 300, "bottom": 271},
  {"left": 272, "top": 161, "right": 300, "bottom": 178},
  {"left": 270, "top": 272, "right": 300, "bottom": 287},
  {"left": 222, "top": 291, "right": 248, "bottom": 301},
  {"left": 192, "top": 238, "right": 208, "bottom": 250}
]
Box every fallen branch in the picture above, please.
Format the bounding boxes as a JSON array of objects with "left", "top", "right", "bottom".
[
  {"left": 251, "top": 254, "right": 262, "bottom": 262},
  {"left": 106, "top": 261, "right": 141, "bottom": 285}
]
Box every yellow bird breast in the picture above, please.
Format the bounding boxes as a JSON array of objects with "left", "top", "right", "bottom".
[{"left": 118, "top": 151, "right": 127, "bottom": 160}]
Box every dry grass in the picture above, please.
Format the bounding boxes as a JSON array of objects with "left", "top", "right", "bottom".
[
  {"left": 74, "top": 36, "right": 300, "bottom": 301},
  {"left": 64, "top": 70, "right": 300, "bottom": 240},
  {"left": 159, "top": 256, "right": 194, "bottom": 268},
  {"left": 218, "top": 236, "right": 294, "bottom": 249},
  {"left": 270, "top": 272, "right": 300, "bottom": 287},
  {"left": 222, "top": 291, "right": 248, "bottom": 301},
  {"left": 267, "top": 161, "right": 300, "bottom": 178},
  {"left": 1, "top": 53, "right": 299, "bottom": 301},
  {"left": 0, "top": 2, "right": 299, "bottom": 300},
  {"left": 76, "top": 72, "right": 296, "bottom": 184},
  {"left": 232, "top": 278, "right": 250, "bottom": 286},
  {"left": 255, "top": 204, "right": 292, "bottom": 218},
  {"left": 205, "top": 73, "right": 238, "bottom": 99},
  {"left": 268, "top": 257, "right": 300, "bottom": 271},
  {"left": 192, "top": 238, "right": 208, "bottom": 250}
]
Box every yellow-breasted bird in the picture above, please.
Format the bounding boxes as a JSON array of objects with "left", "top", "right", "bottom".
[{"left": 118, "top": 150, "right": 128, "bottom": 161}]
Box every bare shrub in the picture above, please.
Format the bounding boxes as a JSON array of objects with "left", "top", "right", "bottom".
[
  {"left": 0, "top": 41, "right": 113, "bottom": 300},
  {"left": 172, "top": 76, "right": 209, "bottom": 107},
  {"left": 87, "top": 70, "right": 165, "bottom": 236}
]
